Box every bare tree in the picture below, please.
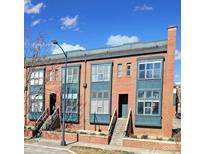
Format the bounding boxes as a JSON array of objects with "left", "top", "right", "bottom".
[{"left": 24, "top": 32, "right": 48, "bottom": 126}]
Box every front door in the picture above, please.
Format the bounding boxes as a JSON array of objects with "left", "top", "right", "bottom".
[
  {"left": 50, "top": 93, "right": 56, "bottom": 115},
  {"left": 119, "top": 94, "right": 128, "bottom": 118}
]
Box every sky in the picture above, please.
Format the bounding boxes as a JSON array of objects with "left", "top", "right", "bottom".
[{"left": 24, "top": 0, "right": 181, "bottom": 82}]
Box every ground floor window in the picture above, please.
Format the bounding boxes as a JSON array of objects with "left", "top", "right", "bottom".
[
  {"left": 91, "top": 91, "right": 110, "bottom": 114},
  {"left": 62, "top": 93, "right": 78, "bottom": 113},
  {"left": 30, "top": 94, "right": 43, "bottom": 112},
  {"left": 137, "top": 101, "right": 159, "bottom": 115}
]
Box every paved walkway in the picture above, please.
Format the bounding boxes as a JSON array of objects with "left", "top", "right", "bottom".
[{"left": 24, "top": 138, "right": 180, "bottom": 154}]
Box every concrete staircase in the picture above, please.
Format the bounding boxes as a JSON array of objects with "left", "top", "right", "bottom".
[{"left": 109, "top": 118, "right": 127, "bottom": 146}]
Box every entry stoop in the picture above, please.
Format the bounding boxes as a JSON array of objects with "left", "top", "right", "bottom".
[{"left": 109, "top": 118, "right": 127, "bottom": 146}]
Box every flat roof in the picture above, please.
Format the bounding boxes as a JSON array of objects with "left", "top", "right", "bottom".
[{"left": 25, "top": 40, "right": 167, "bottom": 67}]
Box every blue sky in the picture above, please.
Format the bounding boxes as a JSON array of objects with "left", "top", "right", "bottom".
[{"left": 24, "top": 0, "right": 181, "bottom": 82}]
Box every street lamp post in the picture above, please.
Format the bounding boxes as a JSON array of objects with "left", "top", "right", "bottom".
[{"left": 51, "top": 40, "right": 67, "bottom": 146}]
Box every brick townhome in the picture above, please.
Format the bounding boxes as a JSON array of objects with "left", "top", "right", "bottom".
[{"left": 24, "top": 26, "right": 177, "bottom": 139}]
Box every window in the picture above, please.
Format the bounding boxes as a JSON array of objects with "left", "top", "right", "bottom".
[
  {"left": 63, "top": 93, "right": 78, "bottom": 113},
  {"left": 92, "top": 64, "right": 111, "bottom": 82},
  {"left": 62, "top": 67, "right": 79, "bottom": 83},
  {"left": 117, "top": 64, "right": 122, "bottom": 77},
  {"left": 55, "top": 69, "right": 58, "bottom": 80},
  {"left": 30, "top": 70, "right": 44, "bottom": 85},
  {"left": 30, "top": 94, "right": 43, "bottom": 112},
  {"left": 49, "top": 70, "right": 52, "bottom": 81},
  {"left": 137, "top": 90, "right": 160, "bottom": 115},
  {"left": 138, "top": 61, "right": 161, "bottom": 79},
  {"left": 127, "top": 63, "right": 131, "bottom": 76},
  {"left": 91, "top": 91, "right": 110, "bottom": 114}
]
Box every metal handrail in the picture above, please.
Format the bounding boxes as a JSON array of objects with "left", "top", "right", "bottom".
[
  {"left": 49, "top": 108, "right": 59, "bottom": 130},
  {"left": 35, "top": 108, "right": 48, "bottom": 126},
  {"left": 124, "top": 108, "right": 132, "bottom": 136},
  {"left": 108, "top": 108, "right": 117, "bottom": 132}
]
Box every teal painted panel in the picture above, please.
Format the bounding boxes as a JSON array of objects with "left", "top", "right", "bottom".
[
  {"left": 135, "top": 115, "right": 161, "bottom": 127},
  {"left": 91, "top": 82, "right": 111, "bottom": 91},
  {"left": 90, "top": 114, "right": 110, "bottom": 124},
  {"left": 61, "top": 83, "right": 79, "bottom": 94},
  {"left": 30, "top": 85, "right": 44, "bottom": 94},
  {"left": 137, "top": 80, "right": 162, "bottom": 89},
  {"left": 136, "top": 58, "right": 164, "bottom": 127},
  {"left": 122, "top": 104, "right": 128, "bottom": 118},
  {"left": 61, "top": 113, "right": 78, "bottom": 122},
  {"left": 173, "top": 93, "right": 176, "bottom": 105},
  {"left": 29, "top": 112, "right": 42, "bottom": 120}
]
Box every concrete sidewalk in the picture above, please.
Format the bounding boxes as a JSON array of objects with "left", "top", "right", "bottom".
[{"left": 24, "top": 138, "right": 180, "bottom": 154}]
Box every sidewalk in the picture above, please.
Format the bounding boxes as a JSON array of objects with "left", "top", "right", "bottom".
[{"left": 24, "top": 138, "right": 180, "bottom": 154}]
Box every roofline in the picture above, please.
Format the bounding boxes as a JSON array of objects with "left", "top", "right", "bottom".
[{"left": 25, "top": 40, "right": 167, "bottom": 67}]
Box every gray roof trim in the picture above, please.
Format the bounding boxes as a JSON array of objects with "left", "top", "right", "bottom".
[{"left": 25, "top": 40, "right": 167, "bottom": 67}]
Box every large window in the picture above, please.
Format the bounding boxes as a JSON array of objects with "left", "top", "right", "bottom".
[
  {"left": 91, "top": 91, "right": 110, "bottom": 114},
  {"left": 138, "top": 61, "right": 161, "bottom": 79},
  {"left": 62, "top": 93, "right": 78, "bottom": 113},
  {"left": 30, "top": 94, "right": 43, "bottom": 112},
  {"left": 30, "top": 70, "right": 44, "bottom": 85},
  {"left": 127, "top": 63, "right": 131, "bottom": 76},
  {"left": 92, "top": 64, "right": 111, "bottom": 82},
  {"left": 62, "top": 67, "right": 79, "bottom": 83},
  {"left": 117, "top": 64, "right": 122, "bottom": 77},
  {"left": 137, "top": 90, "right": 160, "bottom": 115}
]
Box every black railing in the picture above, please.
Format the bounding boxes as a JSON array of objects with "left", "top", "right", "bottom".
[{"left": 108, "top": 108, "right": 117, "bottom": 143}]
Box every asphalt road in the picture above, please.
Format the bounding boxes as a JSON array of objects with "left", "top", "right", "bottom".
[{"left": 24, "top": 144, "right": 73, "bottom": 154}]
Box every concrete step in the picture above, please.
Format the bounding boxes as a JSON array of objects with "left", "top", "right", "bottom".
[{"left": 109, "top": 118, "right": 127, "bottom": 146}]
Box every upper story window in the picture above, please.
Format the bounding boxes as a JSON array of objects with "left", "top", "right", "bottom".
[
  {"left": 117, "top": 64, "right": 122, "bottom": 77},
  {"left": 126, "top": 63, "right": 131, "bottom": 76},
  {"left": 48, "top": 70, "right": 52, "bottom": 81},
  {"left": 138, "top": 61, "right": 161, "bottom": 79},
  {"left": 91, "top": 64, "right": 111, "bottom": 82},
  {"left": 55, "top": 69, "right": 58, "bottom": 80},
  {"left": 30, "top": 70, "right": 44, "bottom": 85},
  {"left": 62, "top": 67, "right": 79, "bottom": 83}
]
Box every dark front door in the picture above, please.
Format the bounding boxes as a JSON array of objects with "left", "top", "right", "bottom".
[
  {"left": 50, "top": 93, "right": 56, "bottom": 115},
  {"left": 119, "top": 94, "right": 128, "bottom": 118}
]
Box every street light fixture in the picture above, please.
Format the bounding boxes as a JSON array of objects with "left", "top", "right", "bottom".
[{"left": 51, "top": 40, "right": 67, "bottom": 146}]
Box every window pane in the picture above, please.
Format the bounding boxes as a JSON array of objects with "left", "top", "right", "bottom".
[
  {"left": 127, "top": 63, "right": 131, "bottom": 76},
  {"left": 146, "top": 91, "right": 152, "bottom": 98},
  {"left": 92, "top": 92, "right": 97, "bottom": 99},
  {"left": 152, "top": 102, "right": 159, "bottom": 114},
  {"left": 55, "top": 69, "right": 58, "bottom": 80},
  {"left": 138, "top": 102, "right": 144, "bottom": 114},
  {"left": 98, "top": 100, "right": 103, "bottom": 108},
  {"left": 31, "top": 72, "right": 34, "bottom": 78},
  {"left": 145, "top": 102, "right": 151, "bottom": 107},
  {"left": 30, "top": 79, "right": 34, "bottom": 85},
  {"left": 104, "top": 92, "right": 109, "bottom": 99},
  {"left": 117, "top": 64, "right": 122, "bottom": 77},
  {"left": 145, "top": 108, "right": 151, "bottom": 114},
  {"left": 139, "top": 64, "right": 145, "bottom": 70},
  {"left": 154, "top": 69, "right": 160, "bottom": 78},
  {"left": 98, "top": 92, "right": 102, "bottom": 99},
  {"left": 138, "top": 91, "right": 144, "bottom": 98},
  {"left": 97, "top": 107, "right": 103, "bottom": 113},
  {"left": 154, "top": 63, "right": 160, "bottom": 69},
  {"left": 39, "top": 71, "right": 43, "bottom": 78},
  {"left": 146, "top": 70, "right": 153, "bottom": 78},
  {"left": 139, "top": 70, "right": 145, "bottom": 79},
  {"left": 153, "top": 91, "right": 160, "bottom": 99},
  {"left": 146, "top": 63, "right": 153, "bottom": 69},
  {"left": 39, "top": 78, "right": 43, "bottom": 85}
]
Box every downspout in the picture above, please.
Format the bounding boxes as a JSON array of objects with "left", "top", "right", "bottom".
[{"left": 83, "top": 53, "right": 87, "bottom": 130}]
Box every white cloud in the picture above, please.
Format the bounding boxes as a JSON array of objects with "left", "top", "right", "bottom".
[
  {"left": 106, "top": 35, "right": 139, "bottom": 46},
  {"left": 51, "top": 42, "right": 85, "bottom": 54},
  {"left": 31, "top": 19, "right": 41, "bottom": 26},
  {"left": 24, "top": 0, "right": 45, "bottom": 14},
  {"left": 134, "top": 4, "right": 153, "bottom": 11},
  {"left": 175, "top": 49, "right": 181, "bottom": 60},
  {"left": 60, "top": 15, "right": 78, "bottom": 30}
]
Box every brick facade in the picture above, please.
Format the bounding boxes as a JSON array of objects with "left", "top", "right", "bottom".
[{"left": 24, "top": 26, "right": 177, "bottom": 138}]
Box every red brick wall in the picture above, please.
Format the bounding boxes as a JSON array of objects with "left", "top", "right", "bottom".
[
  {"left": 123, "top": 138, "right": 181, "bottom": 152},
  {"left": 25, "top": 27, "right": 177, "bottom": 138},
  {"left": 78, "top": 134, "right": 108, "bottom": 144}
]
